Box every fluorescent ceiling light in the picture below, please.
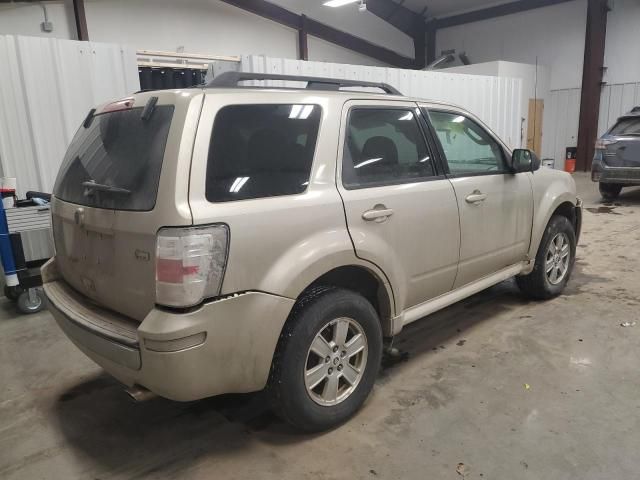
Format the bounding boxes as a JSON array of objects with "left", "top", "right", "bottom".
[
  {"left": 289, "top": 104, "right": 314, "bottom": 119},
  {"left": 229, "top": 176, "right": 249, "bottom": 193},
  {"left": 452, "top": 115, "right": 465, "bottom": 123},
  {"left": 299, "top": 105, "right": 314, "bottom": 119},
  {"left": 354, "top": 157, "right": 382, "bottom": 169},
  {"left": 289, "top": 105, "right": 303, "bottom": 118},
  {"left": 324, "top": 0, "right": 358, "bottom": 7}
]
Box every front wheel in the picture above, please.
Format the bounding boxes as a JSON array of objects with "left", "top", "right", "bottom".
[
  {"left": 599, "top": 182, "right": 622, "bottom": 200},
  {"left": 517, "top": 215, "right": 576, "bottom": 300},
  {"left": 269, "top": 287, "right": 382, "bottom": 432}
]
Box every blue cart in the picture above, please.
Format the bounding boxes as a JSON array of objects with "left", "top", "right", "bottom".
[{"left": 0, "top": 191, "right": 52, "bottom": 314}]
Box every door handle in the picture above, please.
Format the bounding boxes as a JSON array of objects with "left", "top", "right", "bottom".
[
  {"left": 362, "top": 205, "right": 394, "bottom": 222},
  {"left": 465, "top": 190, "right": 487, "bottom": 204}
]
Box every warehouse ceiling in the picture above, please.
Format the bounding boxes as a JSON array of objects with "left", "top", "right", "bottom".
[{"left": 401, "top": 0, "right": 518, "bottom": 17}]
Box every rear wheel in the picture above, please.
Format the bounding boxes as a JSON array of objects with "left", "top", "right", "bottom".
[
  {"left": 269, "top": 287, "right": 382, "bottom": 432},
  {"left": 599, "top": 182, "right": 622, "bottom": 200},
  {"left": 517, "top": 215, "right": 576, "bottom": 300}
]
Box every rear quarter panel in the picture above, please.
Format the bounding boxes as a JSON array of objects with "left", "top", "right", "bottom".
[{"left": 188, "top": 91, "right": 393, "bottom": 308}]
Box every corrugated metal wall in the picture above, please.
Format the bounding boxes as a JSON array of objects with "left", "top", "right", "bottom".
[
  {"left": 0, "top": 35, "right": 139, "bottom": 261},
  {"left": 541, "top": 88, "right": 581, "bottom": 169},
  {"left": 598, "top": 82, "right": 640, "bottom": 134},
  {"left": 241, "top": 55, "right": 524, "bottom": 149},
  {"left": 0, "top": 35, "right": 139, "bottom": 196},
  {"left": 542, "top": 82, "right": 640, "bottom": 169}
]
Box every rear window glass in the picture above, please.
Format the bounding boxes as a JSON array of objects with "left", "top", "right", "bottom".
[
  {"left": 205, "top": 104, "right": 321, "bottom": 202},
  {"left": 53, "top": 105, "right": 174, "bottom": 211},
  {"left": 610, "top": 117, "right": 640, "bottom": 135}
]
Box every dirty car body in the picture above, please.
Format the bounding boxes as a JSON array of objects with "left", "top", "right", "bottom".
[
  {"left": 592, "top": 107, "right": 640, "bottom": 197},
  {"left": 44, "top": 73, "right": 582, "bottom": 431}
]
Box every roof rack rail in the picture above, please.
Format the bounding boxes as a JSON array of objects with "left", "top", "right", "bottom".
[{"left": 206, "top": 71, "right": 402, "bottom": 95}]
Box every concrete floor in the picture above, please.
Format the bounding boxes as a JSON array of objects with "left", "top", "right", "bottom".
[{"left": 2, "top": 173, "right": 639, "bottom": 480}]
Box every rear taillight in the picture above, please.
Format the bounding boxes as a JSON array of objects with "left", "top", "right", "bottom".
[
  {"left": 595, "top": 138, "right": 617, "bottom": 150},
  {"left": 155, "top": 225, "right": 229, "bottom": 307}
]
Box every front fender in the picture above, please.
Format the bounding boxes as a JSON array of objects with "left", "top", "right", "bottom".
[{"left": 524, "top": 169, "right": 579, "bottom": 273}]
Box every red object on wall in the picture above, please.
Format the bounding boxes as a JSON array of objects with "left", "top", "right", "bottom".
[{"left": 565, "top": 147, "right": 577, "bottom": 173}]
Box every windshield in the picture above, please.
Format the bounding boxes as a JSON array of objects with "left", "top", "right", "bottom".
[{"left": 53, "top": 105, "right": 174, "bottom": 211}]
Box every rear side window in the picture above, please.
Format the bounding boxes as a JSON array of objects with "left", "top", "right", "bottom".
[
  {"left": 206, "top": 104, "right": 321, "bottom": 202},
  {"left": 609, "top": 117, "right": 640, "bottom": 135},
  {"left": 53, "top": 105, "right": 174, "bottom": 211},
  {"left": 342, "top": 109, "right": 435, "bottom": 189}
]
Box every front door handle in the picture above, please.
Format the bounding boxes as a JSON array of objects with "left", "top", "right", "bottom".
[
  {"left": 362, "top": 205, "right": 394, "bottom": 222},
  {"left": 465, "top": 190, "right": 488, "bottom": 204}
]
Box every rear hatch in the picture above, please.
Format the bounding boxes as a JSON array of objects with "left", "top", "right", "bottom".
[
  {"left": 51, "top": 90, "right": 202, "bottom": 321},
  {"left": 602, "top": 115, "right": 640, "bottom": 167}
]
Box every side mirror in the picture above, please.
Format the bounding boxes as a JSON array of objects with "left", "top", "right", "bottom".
[{"left": 511, "top": 149, "right": 541, "bottom": 173}]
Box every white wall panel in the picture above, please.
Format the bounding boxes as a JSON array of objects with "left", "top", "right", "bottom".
[
  {"left": 598, "top": 82, "right": 640, "bottom": 135},
  {"left": 543, "top": 82, "right": 640, "bottom": 169},
  {"left": 0, "top": 35, "right": 139, "bottom": 196},
  {"left": 241, "top": 55, "right": 523, "bottom": 149},
  {"left": 436, "top": 0, "right": 587, "bottom": 91},
  {"left": 541, "top": 88, "right": 581, "bottom": 169}
]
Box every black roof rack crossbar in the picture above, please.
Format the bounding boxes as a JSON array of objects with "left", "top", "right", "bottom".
[{"left": 207, "top": 71, "right": 402, "bottom": 95}]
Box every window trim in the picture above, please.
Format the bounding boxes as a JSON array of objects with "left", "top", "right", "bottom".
[
  {"left": 423, "top": 108, "right": 513, "bottom": 179},
  {"left": 204, "top": 102, "right": 323, "bottom": 203},
  {"left": 341, "top": 105, "right": 444, "bottom": 191}
]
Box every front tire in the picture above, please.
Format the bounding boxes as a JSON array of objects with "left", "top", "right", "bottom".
[
  {"left": 517, "top": 215, "right": 576, "bottom": 300},
  {"left": 269, "top": 287, "right": 382, "bottom": 432},
  {"left": 599, "top": 182, "right": 622, "bottom": 200}
]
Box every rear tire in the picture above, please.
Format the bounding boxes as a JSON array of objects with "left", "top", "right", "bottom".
[
  {"left": 269, "top": 287, "right": 382, "bottom": 432},
  {"left": 516, "top": 215, "right": 576, "bottom": 300},
  {"left": 599, "top": 182, "right": 622, "bottom": 200}
]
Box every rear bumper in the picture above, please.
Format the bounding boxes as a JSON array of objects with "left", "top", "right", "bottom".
[
  {"left": 592, "top": 156, "right": 640, "bottom": 184},
  {"left": 43, "top": 259, "right": 295, "bottom": 401}
]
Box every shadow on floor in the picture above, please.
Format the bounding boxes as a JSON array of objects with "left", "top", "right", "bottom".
[{"left": 52, "top": 263, "right": 597, "bottom": 476}]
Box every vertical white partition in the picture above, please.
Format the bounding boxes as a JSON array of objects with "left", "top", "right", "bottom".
[
  {"left": 0, "top": 35, "right": 139, "bottom": 196},
  {"left": 241, "top": 55, "right": 523, "bottom": 150}
]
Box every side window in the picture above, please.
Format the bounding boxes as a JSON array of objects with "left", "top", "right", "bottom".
[
  {"left": 428, "top": 110, "right": 507, "bottom": 175},
  {"left": 342, "top": 108, "right": 435, "bottom": 189},
  {"left": 206, "top": 104, "right": 321, "bottom": 202}
]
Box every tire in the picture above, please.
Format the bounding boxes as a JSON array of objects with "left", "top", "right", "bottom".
[
  {"left": 4, "top": 285, "right": 22, "bottom": 302},
  {"left": 269, "top": 287, "right": 383, "bottom": 432},
  {"left": 516, "top": 215, "right": 576, "bottom": 300},
  {"left": 599, "top": 182, "right": 622, "bottom": 200},
  {"left": 17, "top": 289, "right": 44, "bottom": 314}
]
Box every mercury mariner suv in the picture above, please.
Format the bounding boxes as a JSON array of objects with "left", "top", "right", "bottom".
[{"left": 43, "top": 72, "right": 582, "bottom": 432}]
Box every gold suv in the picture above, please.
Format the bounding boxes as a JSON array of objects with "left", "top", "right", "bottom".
[{"left": 44, "top": 72, "right": 582, "bottom": 431}]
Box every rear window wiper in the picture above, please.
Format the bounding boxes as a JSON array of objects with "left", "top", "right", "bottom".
[{"left": 82, "top": 181, "right": 131, "bottom": 194}]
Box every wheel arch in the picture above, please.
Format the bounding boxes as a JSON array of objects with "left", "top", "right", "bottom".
[
  {"left": 525, "top": 194, "right": 579, "bottom": 274},
  {"left": 300, "top": 265, "right": 395, "bottom": 337}
]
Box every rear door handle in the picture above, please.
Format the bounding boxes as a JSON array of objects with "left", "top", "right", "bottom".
[
  {"left": 465, "top": 190, "right": 487, "bottom": 204},
  {"left": 362, "top": 206, "right": 394, "bottom": 222}
]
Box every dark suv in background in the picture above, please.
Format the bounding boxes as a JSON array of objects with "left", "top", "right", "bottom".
[{"left": 592, "top": 107, "right": 640, "bottom": 199}]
